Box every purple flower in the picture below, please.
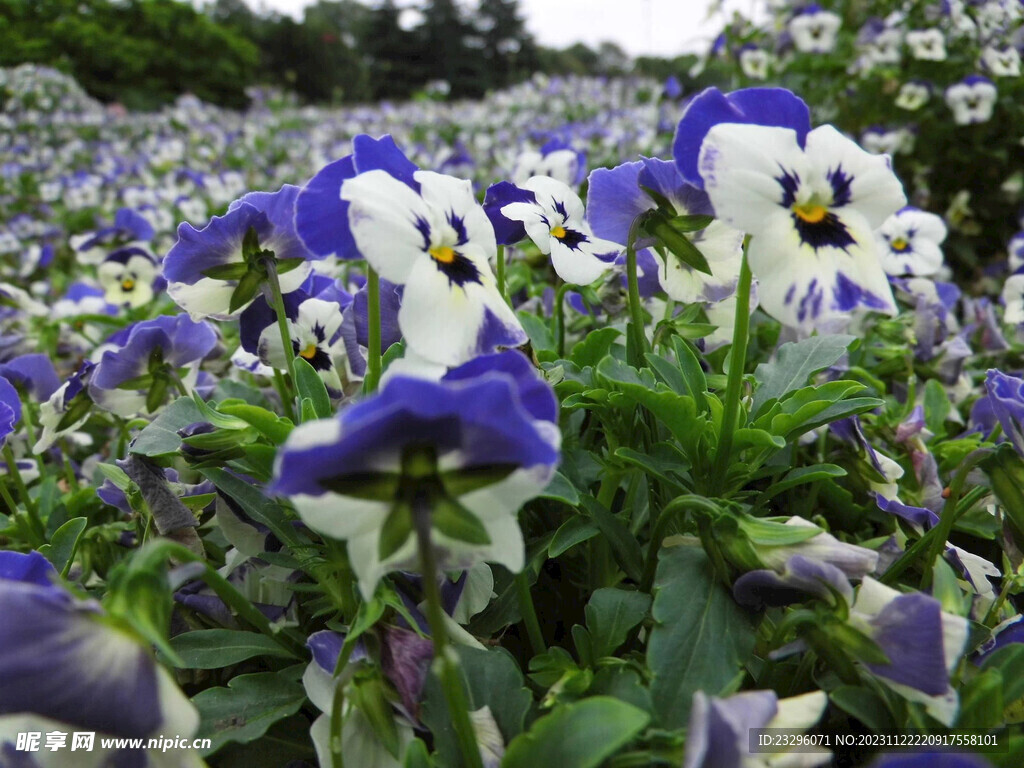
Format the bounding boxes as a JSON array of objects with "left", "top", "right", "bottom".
[
  {"left": 985, "top": 369, "right": 1024, "bottom": 456},
  {"left": 0, "top": 551, "right": 198, "bottom": 743},
  {"left": 0, "top": 375, "right": 21, "bottom": 445},
  {"left": 88, "top": 315, "right": 218, "bottom": 417},
  {"left": 164, "top": 184, "right": 314, "bottom": 320},
  {"left": 672, "top": 87, "right": 812, "bottom": 189},
  {"left": 271, "top": 350, "right": 560, "bottom": 597},
  {"left": 0, "top": 353, "right": 60, "bottom": 401},
  {"left": 733, "top": 553, "right": 853, "bottom": 608}
]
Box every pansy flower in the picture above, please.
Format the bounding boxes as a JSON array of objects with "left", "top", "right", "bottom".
[
  {"left": 905, "top": 29, "right": 946, "bottom": 60},
  {"left": 985, "top": 369, "right": 1024, "bottom": 457},
  {"left": 678, "top": 87, "right": 906, "bottom": 331},
  {"left": 1001, "top": 273, "right": 1024, "bottom": 326},
  {"left": 981, "top": 45, "right": 1021, "bottom": 77},
  {"left": 52, "top": 282, "right": 117, "bottom": 318},
  {"left": 738, "top": 45, "right": 772, "bottom": 79},
  {"left": 0, "top": 551, "right": 201, "bottom": 766},
  {"left": 788, "top": 5, "right": 842, "bottom": 53},
  {"left": 98, "top": 245, "right": 160, "bottom": 308},
  {"left": 0, "top": 375, "right": 20, "bottom": 446},
  {"left": 684, "top": 689, "right": 830, "bottom": 768},
  {"left": 1010, "top": 232, "right": 1024, "bottom": 274},
  {"left": 69, "top": 206, "right": 155, "bottom": 266},
  {"left": 239, "top": 275, "right": 358, "bottom": 397},
  {"left": 88, "top": 315, "right": 218, "bottom": 417},
  {"left": 585, "top": 157, "right": 743, "bottom": 303},
  {"left": 847, "top": 577, "right": 969, "bottom": 725},
  {"left": 875, "top": 206, "right": 948, "bottom": 276},
  {"left": 894, "top": 81, "right": 930, "bottom": 111},
  {"left": 945, "top": 77, "right": 998, "bottom": 125},
  {"left": 271, "top": 350, "right": 559, "bottom": 598},
  {"left": 510, "top": 138, "right": 586, "bottom": 187},
  {"left": 339, "top": 157, "right": 525, "bottom": 368},
  {"left": 487, "top": 175, "right": 623, "bottom": 285},
  {"left": 33, "top": 362, "right": 94, "bottom": 454},
  {"left": 163, "top": 184, "right": 314, "bottom": 320}
]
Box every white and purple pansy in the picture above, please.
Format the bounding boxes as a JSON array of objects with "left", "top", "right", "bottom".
[
  {"left": 788, "top": 4, "right": 842, "bottom": 53},
  {"left": 163, "top": 184, "right": 314, "bottom": 321},
  {"left": 1009, "top": 231, "right": 1024, "bottom": 274},
  {"left": 905, "top": 29, "right": 947, "bottom": 61},
  {"left": 69, "top": 206, "right": 155, "bottom": 266},
  {"left": 847, "top": 577, "right": 969, "bottom": 725},
  {"left": 0, "top": 375, "right": 20, "bottom": 446},
  {"left": 875, "top": 206, "right": 948, "bottom": 277},
  {"left": 985, "top": 369, "right": 1024, "bottom": 457},
  {"left": 683, "top": 689, "right": 830, "bottom": 768},
  {"left": 294, "top": 134, "right": 419, "bottom": 262},
  {"left": 488, "top": 175, "right": 623, "bottom": 286},
  {"left": 586, "top": 156, "right": 744, "bottom": 304},
  {"left": 52, "top": 282, "right": 117, "bottom": 318},
  {"left": 510, "top": 137, "right": 586, "bottom": 187},
  {"left": 340, "top": 154, "right": 526, "bottom": 368},
  {"left": 945, "top": 76, "right": 998, "bottom": 125},
  {"left": 239, "top": 275, "right": 358, "bottom": 397},
  {"left": 672, "top": 86, "right": 811, "bottom": 190},
  {"left": 684, "top": 90, "right": 905, "bottom": 331},
  {"left": 88, "top": 315, "right": 218, "bottom": 417},
  {"left": 33, "top": 361, "right": 94, "bottom": 454},
  {"left": 1001, "top": 273, "right": 1024, "bottom": 326},
  {"left": 271, "top": 350, "right": 560, "bottom": 598},
  {"left": 0, "top": 551, "right": 201, "bottom": 766},
  {"left": 97, "top": 245, "right": 160, "bottom": 308},
  {"left": 733, "top": 553, "right": 855, "bottom": 609}
]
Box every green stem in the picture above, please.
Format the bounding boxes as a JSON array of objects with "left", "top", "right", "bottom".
[
  {"left": 0, "top": 478, "right": 40, "bottom": 546},
  {"left": 365, "top": 268, "right": 382, "bottom": 393},
  {"left": 553, "top": 282, "right": 572, "bottom": 358},
  {"left": 515, "top": 571, "right": 546, "bottom": 657},
  {"left": 641, "top": 494, "right": 723, "bottom": 592},
  {"left": 272, "top": 369, "right": 296, "bottom": 423},
  {"left": 412, "top": 498, "right": 484, "bottom": 768},
  {"left": 263, "top": 258, "right": 298, "bottom": 418},
  {"left": 711, "top": 248, "right": 752, "bottom": 495},
  {"left": 624, "top": 239, "right": 647, "bottom": 368},
  {"left": 495, "top": 244, "right": 507, "bottom": 304},
  {"left": 3, "top": 443, "right": 43, "bottom": 543}
]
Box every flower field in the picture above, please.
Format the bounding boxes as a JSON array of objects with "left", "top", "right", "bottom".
[{"left": 1, "top": 0, "right": 1024, "bottom": 766}]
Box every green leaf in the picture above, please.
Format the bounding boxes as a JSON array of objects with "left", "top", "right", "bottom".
[
  {"left": 643, "top": 210, "right": 712, "bottom": 274},
  {"left": 503, "top": 697, "right": 650, "bottom": 768},
  {"left": 669, "top": 213, "right": 715, "bottom": 232},
  {"left": 518, "top": 310, "right": 554, "bottom": 352},
  {"left": 379, "top": 502, "right": 415, "bottom": 560},
  {"left": 672, "top": 335, "right": 708, "bottom": 410},
  {"left": 274, "top": 257, "right": 307, "bottom": 275},
  {"left": 762, "top": 464, "right": 847, "bottom": 499},
  {"left": 829, "top": 686, "right": 896, "bottom": 731},
  {"left": 39, "top": 516, "right": 87, "bottom": 577},
  {"left": 958, "top": 668, "right": 1004, "bottom": 728},
  {"left": 614, "top": 444, "right": 690, "bottom": 487},
  {"left": 752, "top": 334, "right": 856, "bottom": 415},
  {"left": 981, "top": 645, "right": 1024, "bottom": 706},
  {"left": 584, "top": 588, "right": 651, "bottom": 658},
  {"left": 569, "top": 327, "right": 621, "bottom": 368},
  {"left": 130, "top": 397, "right": 205, "bottom": 456},
  {"left": 549, "top": 516, "right": 600, "bottom": 557},
  {"left": 193, "top": 671, "right": 306, "bottom": 755},
  {"left": 541, "top": 471, "right": 580, "bottom": 506},
  {"left": 218, "top": 403, "right": 293, "bottom": 444},
  {"left": 646, "top": 546, "right": 756, "bottom": 727},
  {"left": 442, "top": 463, "right": 517, "bottom": 497},
  {"left": 582, "top": 495, "right": 644, "bottom": 583},
  {"left": 96, "top": 462, "right": 132, "bottom": 491},
  {"left": 169, "top": 629, "right": 300, "bottom": 669},
  {"left": 292, "top": 357, "right": 332, "bottom": 419}
]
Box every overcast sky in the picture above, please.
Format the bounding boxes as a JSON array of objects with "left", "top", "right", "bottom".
[{"left": 241, "top": 0, "right": 765, "bottom": 56}]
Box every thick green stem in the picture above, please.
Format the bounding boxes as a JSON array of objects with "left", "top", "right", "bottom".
[
  {"left": 553, "top": 282, "right": 572, "bottom": 358},
  {"left": 365, "top": 268, "right": 383, "bottom": 393},
  {"left": 263, "top": 258, "right": 297, "bottom": 419},
  {"left": 3, "top": 443, "right": 43, "bottom": 543},
  {"left": 624, "top": 240, "right": 647, "bottom": 368},
  {"left": 515, "top": 570, "right": 546, "bottom": 657},
  {"left": 711, "top": 249, "right": 752, "bottom": 495},
  {"left": 495, "top": 245, "right": 507, "bottom": 304},
  {"left": 413, "top": 498, "right": 484, "bottom": 768}
]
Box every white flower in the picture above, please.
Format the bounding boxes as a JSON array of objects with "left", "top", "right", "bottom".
[
  {"left": 500, "top": 176, "right": 623, "bottom": 285},
  {"left": 1002, "top": 273, "right": 1024, "bottom": 326},
  {"left": 697, "top": 123, "right": 906, "bottom": 331},
  {"left": 905, "top": 29, "right": 946, "bottom": 60},
  {"left": 341, "top": 169, "right": 526, "bottom": 368},
  {"left": 97, "top": 248, "right": 158, "bottom": 308},
  {"left": 789, "top": 8, "right": 842, "bottom": 53},
  {"left": 894, "top": 82, "right": 930, "bottom": 111},
  {"left": 875, "top": 207, "right": 948, "bottom": 276},
  {"left": 945, "top": 78, "right": 998, "bottom": 125},
  {"left": 981, "top": 46, "right": 1021, "bottom": 77},
  {"left": 739, "top": 48, "right": 772, "bottom": 79}
]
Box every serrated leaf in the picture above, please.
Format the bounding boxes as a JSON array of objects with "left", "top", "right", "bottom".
[
  {"left": 752, "top": 334, "right": 856, "bottom": 415},
  {"left": 193, "top": 671, "right": 306, "bottom": 755}
]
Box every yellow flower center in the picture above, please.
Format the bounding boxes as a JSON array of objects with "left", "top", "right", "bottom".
[
  {"left": 300, "top": 344, "right": 318, "bottom": 360},
  {"left": 891, "top": 237, "right": 909, "bottom": 252},
  {"left": 793, "top": 203, "right": 828, "bottom": 223},
  {"left": 121, "top": 279, "right": 135, "bottom": 291},
  {"left": 429, "top": 246, "right": 456, "bottom": 264},
  {"left": 550, "top": 225, "right": 567, "bottom": 239}
]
